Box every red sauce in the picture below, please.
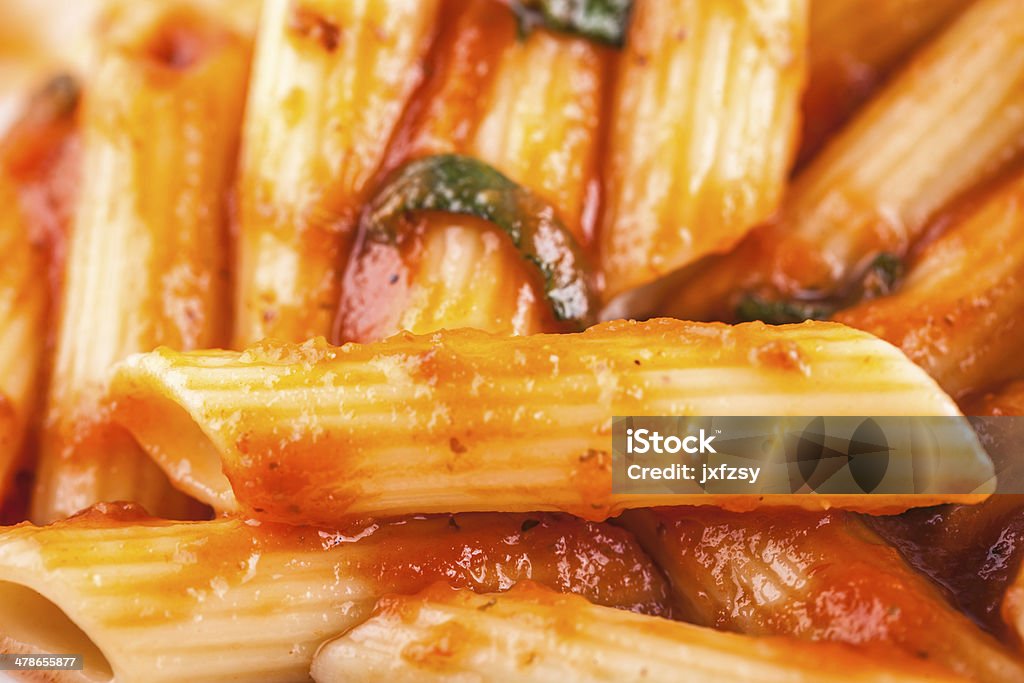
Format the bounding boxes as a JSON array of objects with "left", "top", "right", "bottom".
[
  {"left": 636, "top": 506, "right": 1023, "bottom": 680},
  {"left": 0, "top": 394, "right": 30, "bottom": 525},
  {"left": 797, "top": 53, "right": 880, "bottom": 170},
  {"left": 360, "top": 513, "right": 672, "bottom": 617},
  {"left": 288, "top": 3, "right": 342, "bottom": 54},
  {"left": 869, "top": 496, "right": 1024, "bottom": 639},
  {"left": 0, "top": 75, "right": 80, "bottom": 321},
  {"left": 377, "top": 0, "right": 515, "bottom": 181},
  {"left": 334, "top": 226, "right": 414, "bottom": 343},
  {"left": 29, "top": 507, "right": 673, "bottom": 622}
]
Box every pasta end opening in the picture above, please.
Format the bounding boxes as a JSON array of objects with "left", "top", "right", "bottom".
[
  {"left": 112, "top": 383, "right": 237, "bottom": 514},
  {"left": 0, "top": 581, "right": 113, "bottom": 682}
]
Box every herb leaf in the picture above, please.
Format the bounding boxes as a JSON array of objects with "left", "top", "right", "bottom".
[
  {"left": 512, "top": 0, "right": 633, "bottom": 47},
  {"left": 362, "top": 154, "right": 595, "bottom": 328}
]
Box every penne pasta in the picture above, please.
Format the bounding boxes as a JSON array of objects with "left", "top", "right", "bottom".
[
  {"left": 668, "top": 0, "right": 1024, "bottom": 323},
  {"left": 0, "top": 72, "right": 81, "bottom": 523},
  {"left": 800, "top": 0, "right": 967, "bottom": 165},
  {"left": 387, "top": 0, "right": 605, "bottom": 242},
  {"left": 108, "top": 318, "right": 990, "bottom": 523},
  {"left": 340, "top": 212, "right": 561, "bottom": 343},
  {"left": 0, "top": 504, "right": 671, "bottom": 683},
  {"left": 30, "top": 2, "right": 250, "bottom": 523},
  {"left": 234, "top": 0, "right": 441, "bottom": 346},
  {"left": 0, "top": 72, "right": 81, "bottom": 310},
  {"left": 0, "top": 174, "right": 46, "bottom": 497},
  {"left": 599, "top": 0, "right": 807, "bottom": 299},
  {"left": 835, "top": 171, "right": 1024, "bottom": 400},
  {"left": 311, "top": 582, "right": 964, "bottom": 683},
  {"left": 4, "top": 0, "right": 1024, "bottom": 676},
  {"left": 337, "top": 1, "right": 606, "bottom": 341},
  {"left": 464, "top": 20, "right": 606, "bottom": 244},
  {"left": 619, "top": 507, "right": 1024, "bottom": 683}
]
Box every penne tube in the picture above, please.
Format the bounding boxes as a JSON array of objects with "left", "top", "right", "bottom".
[
  {"left": 463, "top": 16, "right": 606, "bottom": 243},
  {"left": 108, "top": 318, "right": 990, "bottom": 523},
  {"left": 0, "top": 72, "right": 81, "bottom": 314},
  {"left": 234, "top": 0, "right": 441, "bottom": 345},
  {"left": 338, "top": 1, "right": 606, "bottom": 341},
  {"left": 835, "top": 171, "right": 1024, "bottom": 400},
  {"left": 312, "top": 582, "right": 964, "bottom": 683},
  {"left": 619, "top": 507, "right": 1024, "bottom": 683},
  {"left": 0, "top": 174, "right": 46, "bottom": 496},
  {"left": 339, "top": 212, "right": 560, "bottom": 343},
  {"left": 386, "top": 0, "right": 605, "bottom": 244},
  {"left": 0, "top": 73, "right": 81, "bottom": 523},
  {"left": 668, "top": 0, "right": 1024, "bottom": 324},
  {"left": 0, "top": 504, "right": 671, "bottom": 683},
  {"left": 30, "top": 2, "right": 250, "bottom": 523},
  {"left": 800, "top": 0, "right": 967, "bottom": 165},
  {"left": 599, "top": 0, "right": 807, "bottom": 299}
]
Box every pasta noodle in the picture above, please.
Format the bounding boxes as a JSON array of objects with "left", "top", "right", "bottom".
[
  {"left": 234, "top": 0, "right": 441, "bottom": 346},
  {"left": 311, "top": 582, "right": 963, "bottom": 683},
  {"left": 619, "top": 507, "right": 1024, "bottom": 683},
  {"left": 0, "top": 71, "right": 80, "bottom": 307},
  {"left": 836, "top": 170, "right": 1024, "bottom": 400},
  {"left": 0, "top": 503, "right": 671, "bottom": 683},
  {"left": 30, "top": 1, "right": 250, "bottom": 522},
  {"left": 0, "top": 70, "right": 81, "bottom": 521},
  {"left": 800, "top": 0, "right": 966, "bottom": 164},
  {"left": 600, "top": 0, "right": 807, "bottom": 299},
  {"left": 108, "top": 318, "right": 991, "bottom": 524},
  {"left": 0, "top": 173, "right": 45, "bottom": 495},
  {"left": 341, "top": 211, "right": 560, "bottom": 342},
  {"left": 2, "top": 1, "right": 1024, "bottom": 680},
  {"left": 337, "top": 0, "right": 605, "bottom": 341},
  {"left": 667, "top": 0, "right": 1024, "bottom": 323}
]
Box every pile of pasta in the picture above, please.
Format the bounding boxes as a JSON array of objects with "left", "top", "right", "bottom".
[{"left": 1, "top": 0, "right": 1024, "bottom": 681}]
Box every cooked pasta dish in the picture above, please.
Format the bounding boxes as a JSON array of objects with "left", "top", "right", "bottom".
[{"left": 0, "top": 0, "right": 1023, "bottom": 681}]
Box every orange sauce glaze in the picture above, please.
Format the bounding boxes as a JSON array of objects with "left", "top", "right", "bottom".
[
  {"left": 641, "top": 506, "right": 1016, "bottom": 672},
  {"left": 335, "top": 211, "right": 564, "bottom": 343},
  {"left": 40, "top": 503, "right": 674, "bottom": 619},
  {"left": 0, "top": 76, "right": 80, "bottom": 524},
  {"left": 335, "top": 0, "right": 599, "bottom": 342},
  {"left": 376, "top": 0, "right": 514, "bottom": 183},
  {"left": 0, "top": 394, "right": 24, "bottom": 524},
  {"left": 333, "top": 0, "right": 519, "bottom": 345},
  {"left": 879, "top": 378, "right": 1024, "bottom": 644},
  {"left": 869, "top": 496, "right": 1024, "bottom": 640},
  {"left": 0, "top": 76, "right": 79, "bottom": 324},
  {"left": 797, "top": 50, "right": 880, "bottom": 170},
  {"left": 378, "top": 582, "right": 972, "bottom": 682}
]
